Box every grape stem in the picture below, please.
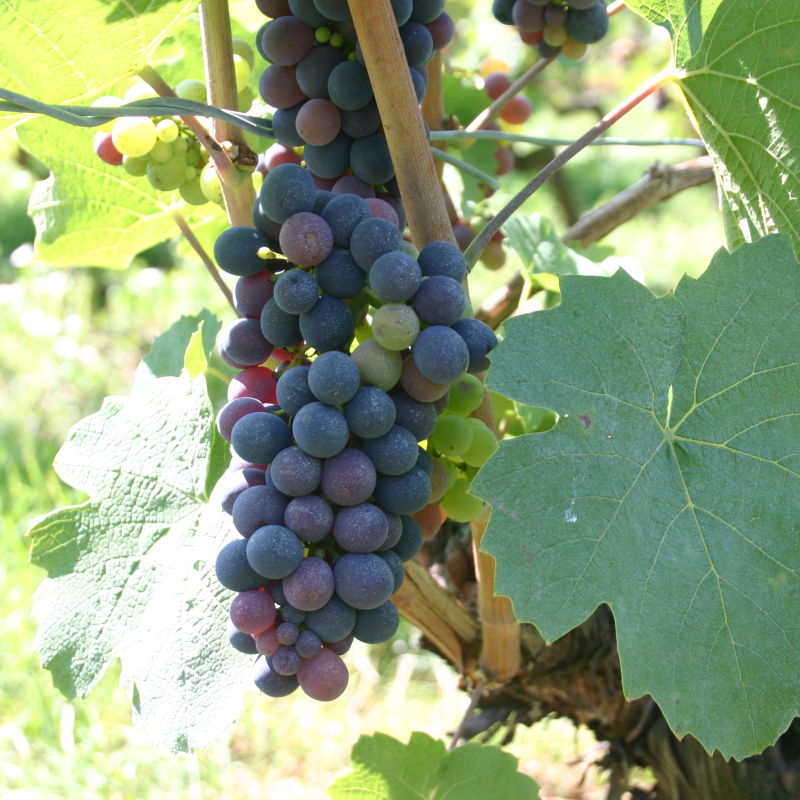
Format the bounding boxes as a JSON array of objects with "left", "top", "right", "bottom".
[
  {"left": 430, "top": 130, "right": 706, "bottom": 148},
  {"left": 139, "top": 65, "right": 243, "bottom": 190},
  {"left": 467, "top": 58, "right": 554, "bottom": 132},
  {"left": 198, "top": 0, "right": 257, "bottom": 228},
  {"left": 170, "top": 211, "right": 237, "bottom": 313},
  {"left": 465, "top": 67, "right": 677, "bottom": 271},
  {"left": 448, "top": 680, "right": 488, "bottom": 751}
]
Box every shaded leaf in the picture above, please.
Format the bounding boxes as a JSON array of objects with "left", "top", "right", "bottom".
[{"left": 472, "top": 234, "right": 800, "bottom": 760}]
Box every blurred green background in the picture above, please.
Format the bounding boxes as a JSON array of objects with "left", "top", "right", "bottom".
[{"left": 0, "top": 3, "right": 723, "bottom": 798}]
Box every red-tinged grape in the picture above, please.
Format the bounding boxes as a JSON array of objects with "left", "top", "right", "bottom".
[
  {"left": 513, "top": 0, "right": 546, "bottom": 31},
  {"left": 452, "top": 223, "right": 475, "bottom": 252},
  {"left": 425, "top": 11, "right": 455, "bottom": 50},
  {"left": 321, "top": 448, "right": 377, "bottom": 506},
  {"left": 259, "top": 64, "right": 306, "bottom": 109},
  {"left": 261, "top": 16, "right": 315, "bottom": 65},
  {"left": 495, "top": 146, "right": 515, "bottom": 176},
  {"left": 217, "top": 398, "right": 264, "bottom": 443},
  {"left": 256, "top": 0, "right": 291, "bottom": 16},
  {"left": 545, "top": 2, "right": 568, "bottom": 25},
  {"left": 264, "top": 143, "right": 303, "bottom": 171},
  {"left": 296, "top": 99, "right": 342, "bottom": 146},
  {"left": 520, "top": 28, "right": 544, "bottom": 45},
  {"left": 411, "top": 502, "right": 444, "bottom": 539},
  {"left": 279, "top": 212, "right": 334, "bottom": 267},
  {"left": 94, "top": 132, "right": 124, "bottom": 166},
  {"left": 235, "top": 272, "right": 275, "bottom": 320},
  {"left": 332, "top": 174, "right": 376, "bottom": 199},
  {"left": 365, "top": 198, "right": 400, "bottom": 228},
  {"left": 500, "top": 94, "right": 533, "bottom": 125},
  {"left": 480, "top": 239, "right": 507, "bottom": 270},
  {"left": 256, "top": 628, "right": 281, "bottom": 656},
  {"left": 484, "top": 71, "right": 512, "bottom": 100},
  {"left": 298, "top": 647, "right": 349, "bottom": 701},
  {"left": 400, "top": 354, "right": 449, "bottom": 402},
  {"left": 324, "top": 633, "right": 353, "bottom": 655},
  {"left": 230, "top": 590, "right": 277, "bottom": 635}
]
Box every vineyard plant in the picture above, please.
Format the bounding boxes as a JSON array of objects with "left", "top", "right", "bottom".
[{"left": 3, "top": 0, "right": 800, "bottom": 797}]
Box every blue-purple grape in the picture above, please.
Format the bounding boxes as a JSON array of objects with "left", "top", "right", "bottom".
[
  {"left": 232, "top": 485, "right": 291, "bottom": 537},
  {"left": 306, "top": 594, "right": 357, "bottom": 641},
  {"left": 269, "top": 445, "right": 323, "bottom": 496},
  {"left": 246, "top": 524, "right": 305, "bottom": 578},
  {"left": 353, "top": 599, "right": 400, "bottom": 643},
  {"left": 334, "top": 552, "right": 395, "bottom": 609},
  {"left": 216, "top": 539, "right": 269, "bottom": 591},
  {"left": 284, "top": 494, "right": 334, "bottom": 542},
  {"left": 334, "top": 503, "right": 389, "bottom": 552}
]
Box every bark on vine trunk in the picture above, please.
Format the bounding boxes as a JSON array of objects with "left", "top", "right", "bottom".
[{"left": 420, "top": 521, "right": 800, "bottom": 799}]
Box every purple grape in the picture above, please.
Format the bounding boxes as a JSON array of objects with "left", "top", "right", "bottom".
[
  {"left": 246, "top": 524, "right": 305, "bottom": 578},
  {"left": 276, "top": 621, "right": 300, "bottom": 645},
  {"left": 308, "top": 351, "right": 361, "bottom": 405},
  {"left": 254, "top": 655, "right": 299, "bottom": 697},
  {"left": 398, "top": 21, "right": 433, "bottom": 67},
  {"left": 281, "top": 603, "right": 306, "bottom": 624},
  {"left": 362, "top": 424, "right": 419, "bottom": 476},
  {"left": 392, "top": 515, "right": 423, "bottom": 561},
  {"left": 353, "top": 599, "right": 400, "bottom": 643},
  {"left": 315, "top": 248, "right": 367, "bottom": 299},
  {"left": 299, "top": 294, "right": 355, "bottom": 353},
  {"left": 230, "top": 590, "right": 277, "bottom": 635},
  {"left": 231, "top": 411, "right": 292, "bottom": 466},
  {"left": 269, "top": 446, "right": 323, "bottom": 496},
  {"left": 274, "top": 269, "right": 320, "bottom": 314},
  {"left": 321, "top": 193, "right": 373, "bottom": 248},
  {"left": 344, "top": 387, "right": 396, "bottom": 439},
  {"left": 369, "top": 251, "right": 421, "bottom": 302},
  {"left": 377, "top": 550, "right": 405, "bottom": 593},
  {"left": 234, "top": 272, "right": 276, "bottom": 320},
  {"left": 295, "top": 630, "right": 323, "bottom": 658},
  {"left": 293, "top": 402, "right": 350, "bottom": 458},
  {"left": 412, "top": 275, "right": 466, "bottom": 326},
  {"left": 232, "top": 485, "right": 290, "bottom": 538},
  {"left": 283, "top": 556, "right": 335, "bottom": 611},
  {"left": 391, "top": 391, "right": 437, "bottom": 441},
  {"left": 350, "top": 133, "right": 394, "bottom": 185},
  {"left": 260, "top": 163, "right": 316, "bottom": 224},
  {"left": 324, "top": 633, "right": 354, "bottom": 655},
  {"left": 321, "top": 448, "right": 377, "bottom": 506},
  {"left": 261, "top": 16, "right": 315, "bottom": 64},
  {"left": 284, "top": 495, "right": 334, "bottom": 542},
  {"left": 298, "top": 648, "right": 349, "bottom": 701},
  {"left": 256, "top": 628, "right": 281, "bottom": 656},
  {"left": 417, "top": 240, "right": 467, "bottom": 283},
  {"left": 228, "top": 617, "right": 258, "bottom": 654},
  {"left": 260, "top": 298, "right": 303, "bottom": 349},
  {"left": 258, "top": 64, "right": 306, "bottom": 109},
  {"left": 334, "top": 503, "right": 389, "bottom": 553},
  {"left": 450, "top": 318, "right": 498, "bottom": 374},
  {"left": 376, "top": 511, "right": 403, "bottom": 551},
  {"left": 276, "top": 365, "right": 316, "bottom": 417},
  {"left": 216, "top": 539, "right": 269, "bottom": 592},
  {"left": 306, "top": 595, "right": 357, "bottom": 641},
  {"left": 334, "top": 553, "right": 395, "bottom": 610},
  {"left": 350, "top": 218, "right": 404, "bottom": 270},
  {"left": 214, "top": 227, "right": 271, "bottom": 277},
  {"left": 374, "top": 465, "right": 431, "bottom": 515},
  {"left": 215, "top": 467, "right": 267, "bottom": 515},
  {"left": 279, "top": 212, "right": 335, "bottom": 267},
  {"left": 412, "top": 325, "right": 469, "bottom": 384},
  {"left": 296, "top": 45, "right": 347, "bottom": 99}
]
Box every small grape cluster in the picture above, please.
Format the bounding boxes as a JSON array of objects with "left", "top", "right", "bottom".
[
  {"left": 89, "top": 38, "right": 257, "bottom": 205},
  {"left": 492, "top": 0, "right": 609, "bottom": 60},
  {"left": 255, "top": 0, "right": 453, "bottom": 192},
  {"left": 211, "top": 159, "right": 499, "bottom": 701}
]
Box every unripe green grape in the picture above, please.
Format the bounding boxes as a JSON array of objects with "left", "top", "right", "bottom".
[
  {"left": 466, "top": 416, "right": 485, "bottom": 428},
  {"left": 351, "top": 339, "right": 403, "bottom": 392},
  {"left": 147, "top": 154, "right": 187, "bottom": 191},
  {"left": 543, "top": 23, "right": 568, "bottom": 47},
  {"left": 233, "top": 54, "right": 252, "bottom": 92},
  {"left": 231, "top": 38, "right": 255, "bottom": 69},
  {"left": 184, "top": 146, "right": 201, "bottom": 167},
  {"left": 330, "top": 32, "right": 345, "bottom": 47},
  {"left": 447, "top": 373, "right": 484, "bottom": 416},
  {"left": 156, "top": 119, "right": 179, "bottom": 142},
  {"left": 180, "top": 177, "right": 210, "bottom": 206},
  {"left": 372, "top": 303, "right": 420, "bottom": 351},
  {"left": 354, "top": 319, "right": 373, "bottom": 344},
  {"left": 184, "top": 165, "right": 198, "bottom": 180},
  {"left": 122, "top": 155, "right": 148, "bottom": 176},
  {"left": 200, "top": 163, "right": 224, "bottom": 204},
  {"left": 150, "top": 140, "right": 173, "bottom": 162},
  {"left": 463, "top": 465, "right": 479, "bottom": 481},
  {"left": 430, "top": 414, "right": 473, "bottom": 457},
  {"left": 441, "top": 478, "right": 484, "bottom": 523},
  {"left": 316, "top": 26, "right": 332, "bottom": 43},
  {"left": 172, "top": 136, "right": 189, "bottom": 156},
  {"left": 112, "top": 117, "right": 157, "bottom": 157},
  {"left": 402, "top": 241, "right": 419, "bottom": 258},
  {"left": 440, "top": 457, "right": 458, "bottom": 491},
  {"left": 238, "top": 86, "right": 255, "bottom": 113},
  {"left": 461, "top": 422, "right": 499, "bottom": 468},
  {"left": 91, "top": 96, "right": 122, "bottom": 133},
  {"left": 124, "top": 82, "right": 158, "bottom": 103},
  {"left": 175, "top": 79, "right": 207, "bottom": 104}
]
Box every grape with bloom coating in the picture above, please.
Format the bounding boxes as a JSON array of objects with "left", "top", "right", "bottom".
[
  {"left": 371, "top": 303, "right": 420, "bottom": 351},
  {"left": 441, "top": 477, "right": 484, "bottom": 523},
  {"left": 298, "top": 647, "right": 349, "bottom": 701},
  {"left": 430, "top": 413, "right": 473, "bottom": 457}
]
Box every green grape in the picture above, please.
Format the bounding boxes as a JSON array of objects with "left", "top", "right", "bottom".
[
  {"left": 348, "top": 51, "right": 358, "bottom": 61},
  {"left": 184, "top": 147, "right": 201, "bottom": 167},
  {"left": 402, "top": 241, "right": 419, "bottom": 258},
  {"left": 466, "top": 416, "right": 485, "bottom": 428},
  {"left": 124, "top": 82, "right": 157, "bottom": 103},
  {"left": 122, "top": 155, "right": 148, "bottom": 177},
  {"left": 430, "top": 414, "right": 473, "bottom": 457},
  {"left": 179, "top": 177, "right": 210, "bottom": 206},
  {"left": 351, "top": 339, "right": 402, "bottom": 392},
  {"left": 238, "top": 86, "right": 255, "bottom": 113},
  {"left": 175, "top": 79, "right": 207, "bottom": 104},
  {"left": 440, "top": 457, "right": 458, "bottom": 491},
  {"left": 316, "top": 26, "right": 332, "bottom": 43},
  {"left": 447, "top": 373, "right": 484, "bottom": 416},
  {"left": 330, "top": 32, "right": 345, "bottom": 47},
  {"left": 354, "top": 319, "right": 373, "bottom": 344},
  {"left": 112, "top": 116, "right": 157, "bottom": 157},
  {"left": 200, "top": 163, "right": 224, "bottom": 204},
  {"left": 91, "top": 96, "right": 122, "bottom": 133},
  {"left": 231, "top": 38, "right": 255, "bottom": 69},
  {"left": 461, "top": 421, "right": 498, "bottom": 467},
  {"left": 463, "top": 465, "right": 479, "bottom": 481},
  {"left": 441, "top": 478, "right": 484, "bottom": 523},
  {"left": 172, "top": 136, "right": 189, "bottom": 157},
  {"left": 156, "top": 119, "right": 179, "bottom": 142},
  {"left": 371, "top": 304, "right": 420, "bottom": 351},
  {"left": 233, "top": 54, "right": 252, "bottom": 92},
  {"left": 146, "top": 154, "right": 187, "bottom": 191},
  {"left": 150, "top": 140, "right": 173, "bottom": 162},
  {"left": 184, "top": 165, "right": 198, "bottom": 180}
]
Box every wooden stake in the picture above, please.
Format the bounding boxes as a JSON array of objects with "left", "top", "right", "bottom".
[{"left": 350, "top": 0, "right": 521, "bottom": 681}]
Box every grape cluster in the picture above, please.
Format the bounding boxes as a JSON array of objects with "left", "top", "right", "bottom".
[
  {"left": 90, "top": 38, "right": 257, "bottom": 205},
  {"left": 255, "top": 0, "right": 453, "bottom": 197},
  {"left": 492, "top": 0, "right": 609, "bottom": 59},
  {"left": 212, "top": 167, "right": 498, "bottom": 701}
]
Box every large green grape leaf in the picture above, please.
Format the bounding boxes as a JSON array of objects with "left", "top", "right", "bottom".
[
  {"left": 328, "top": 732, "right": 540, "bottom": 800},
  {"left": 0, "top": 0, "right": 200, "bottom": 132},
  {"left": 472, "top": 234, "right": 800, "bottom": 761},
  {"left": 28, "top": 370, "right": 248, "bottom": 752},
  {"left": 20, "top": 116, "right": 225, "bottom": 268},
  {"left": 625, "top": 0, "right": 800, "bottom": 257}
]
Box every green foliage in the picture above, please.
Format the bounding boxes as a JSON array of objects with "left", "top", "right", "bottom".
[
  {"left": 0, "top": 0, "right": 200, "bottom": 132},
  {"left": 504, "top": 214, "right": 617, "bottom": 284},
  {"left": 20, "top": 117, "right": 226, "bottom": 269},
  {"left": 28, "top": 358, "right": 248, "bottom": 752},
  {"left": 328, "top": 732, "right": 540, "bottom": 799},
  {"left": 627, "top": 0, "right": 800, "bottom": 258},
  {"left": 472, "top": 234, "right": 800, "bottom": 760},
  {"left": 184, "top": 320, "right": 209, "bottom": 379}
]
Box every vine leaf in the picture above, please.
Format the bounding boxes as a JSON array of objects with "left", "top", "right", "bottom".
[
  {"left": 19, "top": 115, "right": 225, "bottom": 269},
  {"left": 472, "top": 234, "right": 800, "bottom": 760},
  {"left": 0, "top": 0, "right": 200, "bottom": 132},
  {"left": 28, "top": 355, "right": 248, "bottom": 752},
  {"left": 328, "top": 732, "right": 540, "bottom": 799},
  {"left": 625, "top": 0, "right": 800, "bottom": 258}
]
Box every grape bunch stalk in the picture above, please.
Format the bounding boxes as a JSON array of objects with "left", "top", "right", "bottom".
[
  {"left": 89, "top": 40, "right": 257, "bottom": 205},
  {"left": 208, "top": 0, "right": 499, "bottom": 704}
]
